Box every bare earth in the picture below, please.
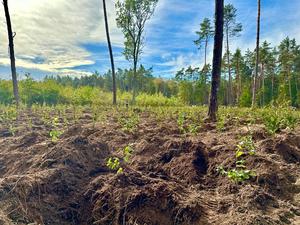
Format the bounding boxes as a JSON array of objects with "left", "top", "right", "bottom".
[{"left": 0, "top": 109, "right": 299, "bottom": 225}]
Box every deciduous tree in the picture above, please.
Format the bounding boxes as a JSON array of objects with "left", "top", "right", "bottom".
[{"left": 116, "top": 0, "right": 158, "bottom": 102}]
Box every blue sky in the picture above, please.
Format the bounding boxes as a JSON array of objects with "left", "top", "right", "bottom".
[{"left": 0, "top": 0, "right": 299, "bottom": 80}]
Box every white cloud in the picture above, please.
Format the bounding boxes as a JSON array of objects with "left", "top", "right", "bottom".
[
  {"left": 0, "top": 0, "right": 124, "bottom": 76},
  {"left": 1, "top": 0, "right": 300, "bottom": 79}
]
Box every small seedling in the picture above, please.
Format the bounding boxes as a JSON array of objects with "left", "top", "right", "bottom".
[
  {"left": 217, "top": 135, "right": 257, "bottom": 183},
  {"left": 50, "top": 130, "right": 63, "bottom": 142},
  {"left": 217, "top": 166, "right": 256, "bottom": 183},
  {"left": 49, "top": 117, "right": 63, "bottom": 143},
  {"left": 9, "top": 124, "right": 16, "bottom": 136},
  {"left": 119, "top": 115, "right": 139, "bottom": 132},
  {"left": 106, "top": 145, "right": 135, "bottom": 174},
  {"left": 188, "top": 124, "right": 199, "bottom": 135},
  {"left": 123, "top": 145, "right": 134, "bottom": 162},
  {"left": 177, "top": 112, "right": 186, "bottom": 133},
  {"left": 106, "top": 157, "right": 121, "bottom": 170},
  {"left": 236, "top": 135, "right": 256, "bottom": 158}
]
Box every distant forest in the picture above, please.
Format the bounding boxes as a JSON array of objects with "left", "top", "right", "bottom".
[{"left": 48, "top": 36, "right": 300, "bottom": 108}]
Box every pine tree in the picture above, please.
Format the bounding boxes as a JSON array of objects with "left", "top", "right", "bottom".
[
  {"left": 103, "top": 0, "right": 117, "bottom": 105},
  {"left": 194, "top": 18, "right": 214, "bottom": 67},
  {"left": 224, "top": 4, "right": 242, "bottom": 105},
  {"left": 208, "top": 0, "right": 224, "bottom": 121}
]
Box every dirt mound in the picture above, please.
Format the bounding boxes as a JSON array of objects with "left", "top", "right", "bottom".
[
  {"left": 0, "top": 112, "right": 299, "bottom": 225},
  {"left": 88, "top": 171, "right": 207, "bottom": 225}
]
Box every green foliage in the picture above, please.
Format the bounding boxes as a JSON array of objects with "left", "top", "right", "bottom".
[
  {"left": 123, "top": 145, "right": 134, "bottom": 163},
  {"left": 177, "top": 111, "right": 200, "bottom": 134},
  {"left": 107, "top": 145, "right": 135, "bottom": 174},
  {"left": 115, "top": 0, "right": 158, "bottom": 62},
  {"left": 236, "top": 135, "right": 256, "bottom": 158},
  {"left": 216, "top": 115, "right": 226, "bottom": 131},
  {"left": 218, "top": 135, "right": 256, "bottom": 183},
  {"left": 106, "top": 157, "right": 121, "bottom": 171},
  {"left": 0, "top": 80, "right": 13, "bottom": 104},
  {"left": 194, "top": 18, "right": 214, "bottom": 49},
  {"left": 224, "top": 4, "right": 243, "bottom": 37},
  {"left": 136, "top": 93, "right": 182, "bottom": 107},
  {"left": 50, "top": 130, "right": 63, "bottom": 143},
  {"left": 177, "top": 112, "right": 186, "bottom": 133},
  {"left": 187, "top": 123, "right": 199, "bottom": 135},
  {"left": 49, "top": 117, "right": 63, "bottom": 142},
  {"left": 9, "top": 124, "right": 16, "bottom": 136},
  {"left": 119, "top": 114, "right": 139, "bottom": 132},
  {"left": 217, "top": 166, "right": 256, "bottom": 182},
  {"left": 262, "top": 107, "right": 298, "bottom": 134}
]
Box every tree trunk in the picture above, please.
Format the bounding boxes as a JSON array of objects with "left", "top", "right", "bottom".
[
  {"left": 204, "top": 38, "right": 209, "bottom": 104},
  {"left": 288, "top": 69, "right": 292, "bottom": 105},
  {"left": 204, "top": 37, "right": 208, "bottom": 67},
  {"left": 208, "top": 0, "right": 224, "bottom": 122},
  {"left": 252, "top": 0, "right": 261, "bottom": 108},
  {"left": 236, "top": 57, "right": 241, "bottom": 104},
  {"left": 226, "top": 28, "right": 232, "bottom": 105},
  {"left": 103, "top": 0, "right": 117, "bottom": 105},
  {"left": 3, "top": 0, "right": 19, "bottom": 106},
  {"left": 261, "top": 63, "right": 265, "bottom": 106},
  {"left": 271, "top": 73, "right": 274, "bottom": 102},
  {"left": 132, "top": 61, "right": 138, "bottom": 103}
]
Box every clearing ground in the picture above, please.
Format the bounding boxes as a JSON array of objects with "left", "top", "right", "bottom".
[{"left": 0, "top": 106, "right": 299, "bottom": 225}]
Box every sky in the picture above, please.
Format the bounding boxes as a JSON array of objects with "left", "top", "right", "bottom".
[{"left": 0, "top": 0, "right": 300, "bottom": 80}]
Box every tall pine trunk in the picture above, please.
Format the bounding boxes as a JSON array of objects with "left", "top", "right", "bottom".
[
  {"left": 3, "top": 0, "right": 19, "bottom": 106},
  {"left": 204, "top": 37, "right": 208, "bottom": 67},
  {"left": 288, "top": 69, "right": 292, "bottom": 105},
  {"left": 271, "top": 73, "right": 275, "bottom": 102},
  {"left": 261, "top": 63, "right": 265, "bottom": 106},
  {"left": 208, "top": 0, "right": 224, "bottom": 122},
  {"left": 226, "top": 29, "right": 232, "bottom": 105},
  {"left": 132, "top": 60, "right": 138, "bottom": 103},
  {"left": 103, "top": 0, "right": 117, "bottom": 105},
  {"left": 236, "top": 58, "right": 241, "bottom": 104},
  {"left": 252, "top": 0, "right": 261, "bottom": 108}
]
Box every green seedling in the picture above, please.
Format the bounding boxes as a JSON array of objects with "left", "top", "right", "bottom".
[
  {"left": 119, "top": 115, "right": 139, "bottom": 132},
  {"left": 49, "top": 117, "right": 63, "bottom": 143},
  {"left": 236, "top": 135, "right": 256, "bottom": 158},
  {"left": 106, "top": 157, "right": 121, "bottom": 170},
  {"left": 217, "top": 166, "right": 256, "bottom": 183}
]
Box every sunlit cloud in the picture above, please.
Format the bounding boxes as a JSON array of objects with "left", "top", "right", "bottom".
[{"left": 0, "top": 0, "right": 299, "bottom": 79}]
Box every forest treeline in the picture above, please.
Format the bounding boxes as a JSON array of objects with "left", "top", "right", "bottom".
[
  {"left": 1, "top": 0, "right": 299, "bottom": 117},
  {"left": 1, "top": 35, "right": 299, "bottom": 108}
]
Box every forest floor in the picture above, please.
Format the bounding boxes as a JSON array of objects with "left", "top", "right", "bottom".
[{"left": 0, "top": 106, "right": 299, "bottom": 225}]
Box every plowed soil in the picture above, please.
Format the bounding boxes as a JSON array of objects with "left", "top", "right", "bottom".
[{"left": 0, "top": 109, "right": 299, "bottom": 225}]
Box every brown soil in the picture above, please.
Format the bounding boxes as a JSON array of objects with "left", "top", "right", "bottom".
[{"left": 0, "top": 110, "right": 299, "bottom": 225}]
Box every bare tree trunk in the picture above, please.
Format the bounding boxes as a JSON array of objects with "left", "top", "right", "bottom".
[
  {"left": 204, "top": 37, "right": 208, "bottom": 67},
  {"left": 3, "top": 0, "right": 19, "bottom": 106},
  {"left": 271, "top": 72, "right": 275, "bottom": 102},
  {"left": 226, "top": 29, "right": 232, "bottom": 105},
  {"left": 295, "top": 76, "right": 299, "bottom": 104},
  {"left": 288, "top": 69, "right": 292, "bottom": 105},
  {"left": 103, "top": 0, "right": 117, "bottom": 105},
  {"left": 132, "top": 60, "right": 138, "bottom": 103},
  {"left": 252, "top": 0, "right": 261, "bottom": 108},
  {"left": 236, "top": 58, "right": 241, "bottom": 104},
  {"left": 208, "top": 0, "right": 224, "bottom": 122},
  {"left": 261, "top": 63, "right": 265, "bottom": 106},
  {"left": 204, "top": 38, "right": 209, "bottom": 104}
]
